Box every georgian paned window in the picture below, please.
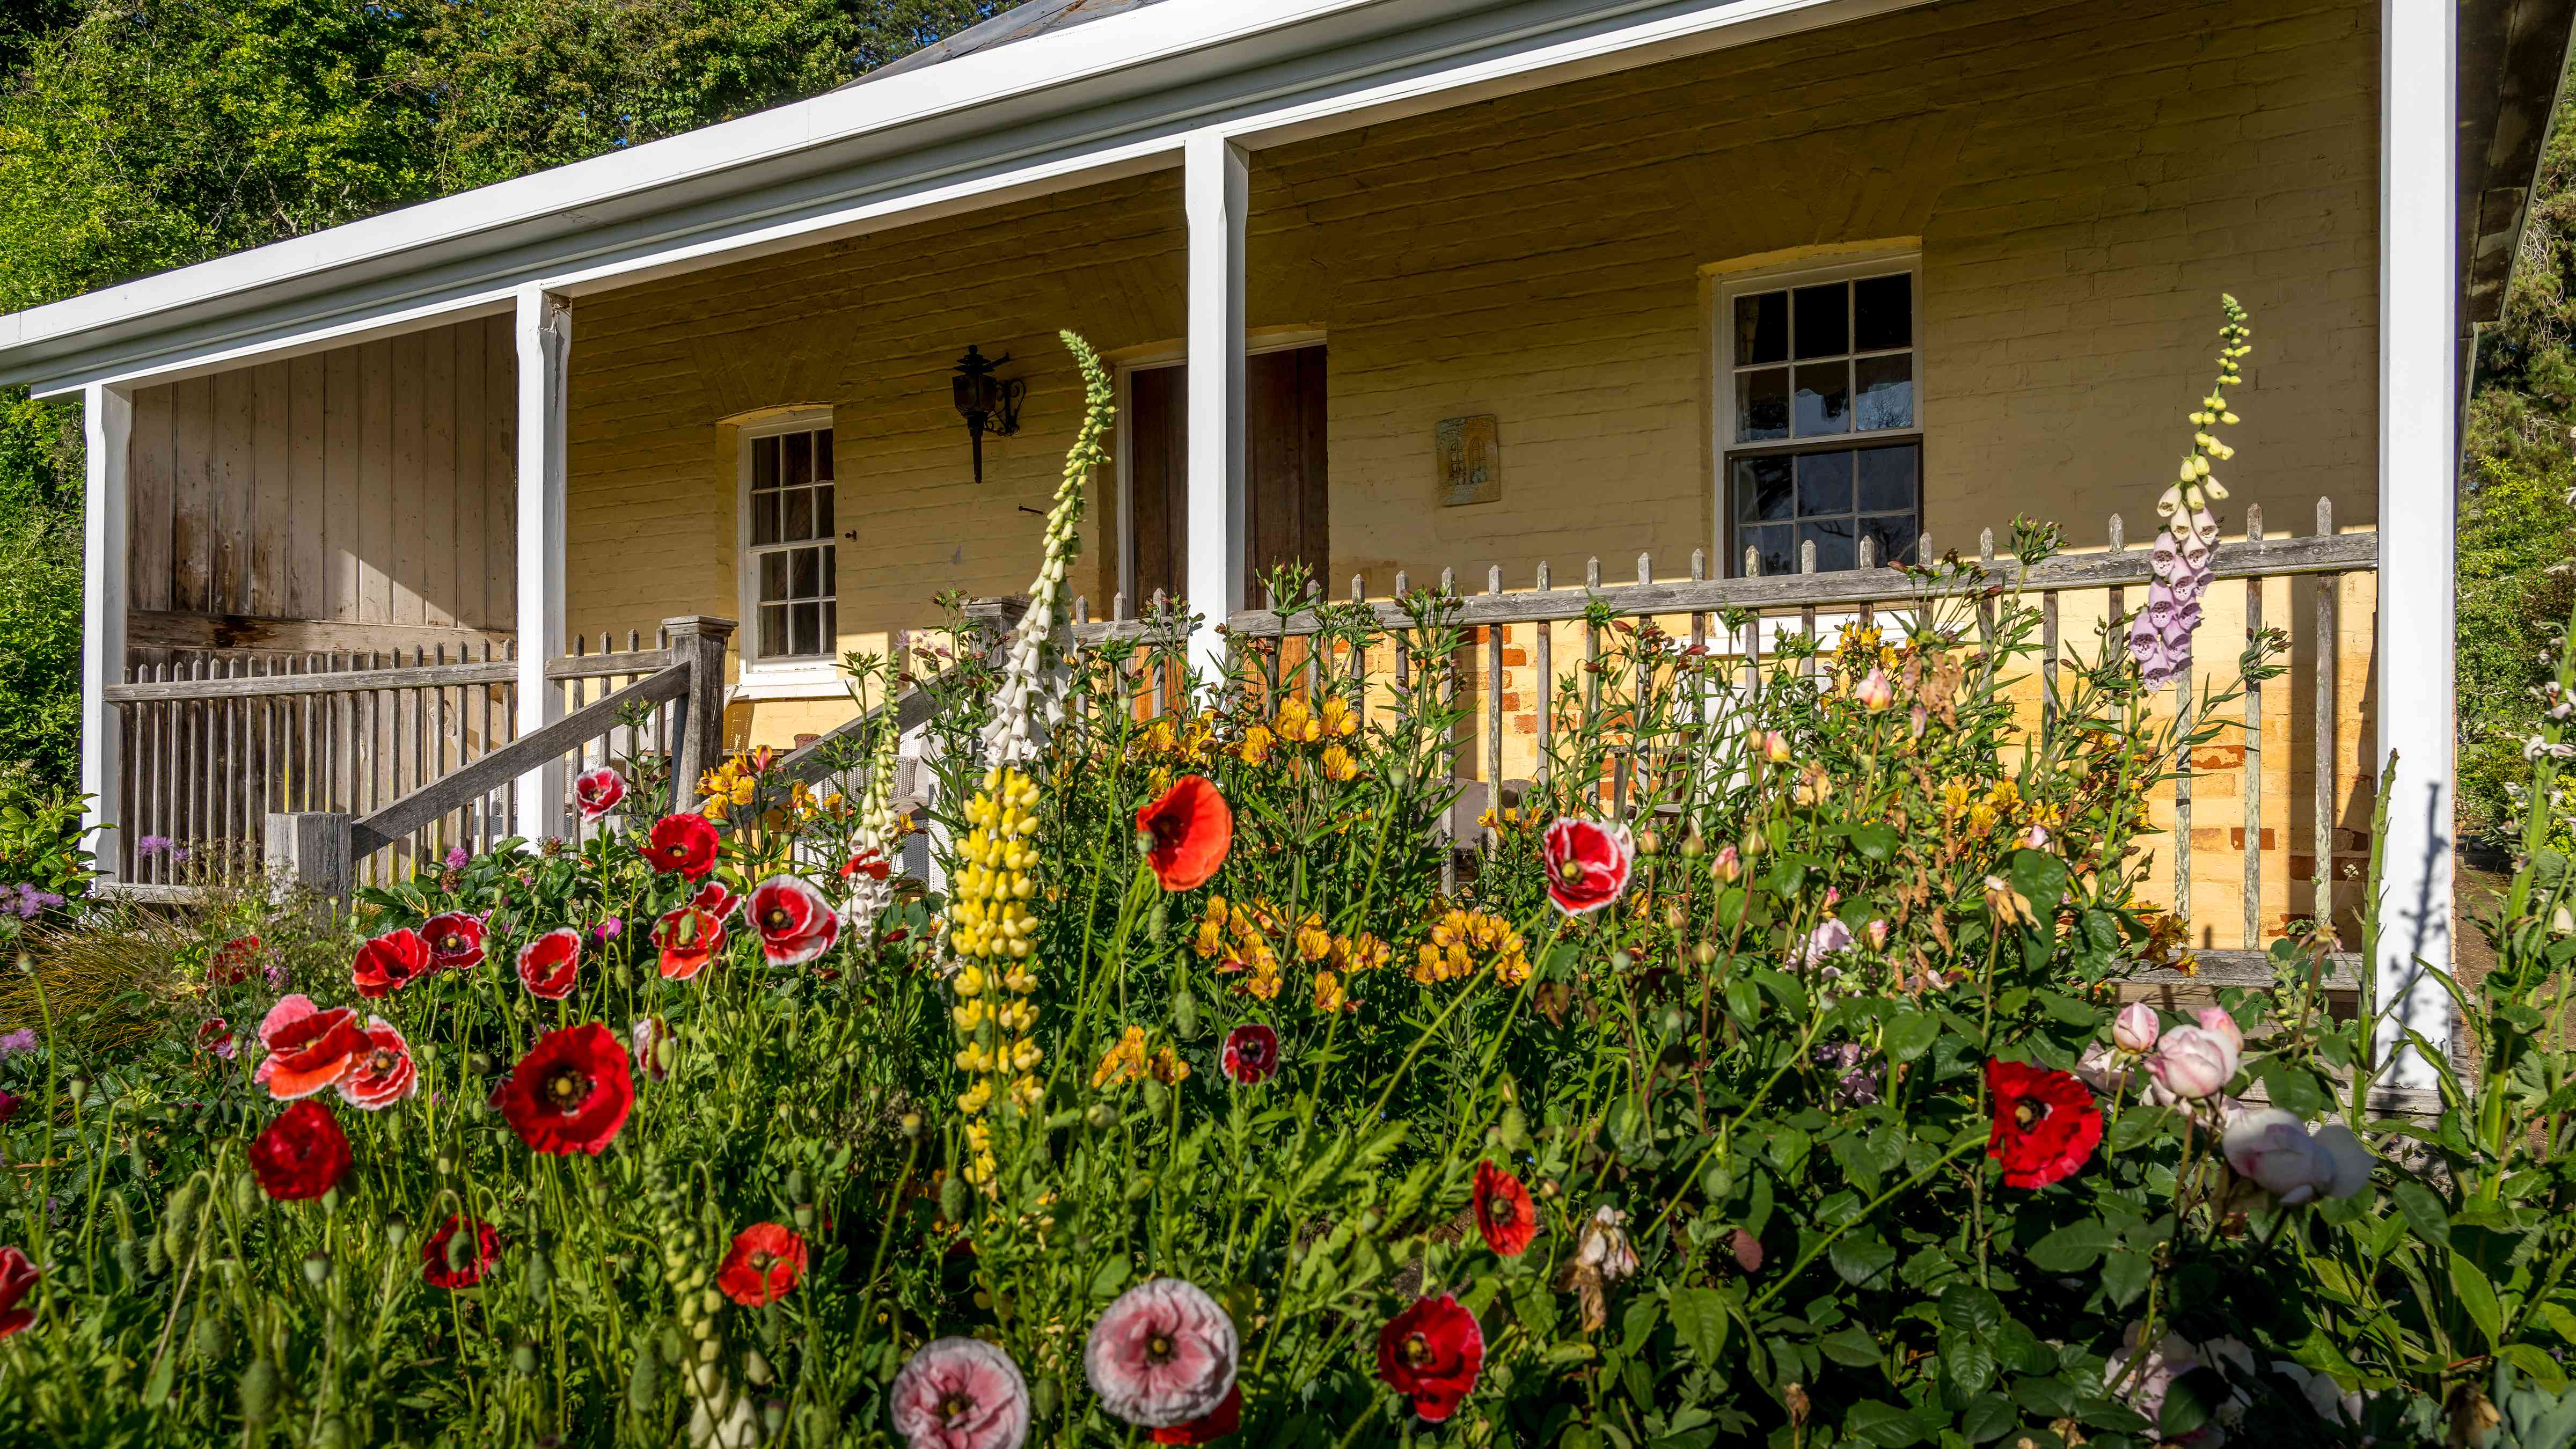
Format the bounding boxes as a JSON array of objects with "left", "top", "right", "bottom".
[
  {"left": 1723, "top": 261, "right": 1922, "bottom": 576},
  {"left": 742, "top": 420, "right": 837, "bottom": 665}
]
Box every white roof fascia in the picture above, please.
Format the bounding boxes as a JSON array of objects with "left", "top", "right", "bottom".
[{"left": 8, "top": 0, "right": 1925, "bottom": 397}]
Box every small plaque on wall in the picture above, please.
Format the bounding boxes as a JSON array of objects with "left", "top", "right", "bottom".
[{"left": 1436, "top": 414, "right": 1501, "bottom": 507}]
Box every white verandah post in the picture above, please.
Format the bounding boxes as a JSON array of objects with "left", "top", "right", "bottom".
[
  {"left": 2374, "top": 0, "right": 2458, "bottom": 1087},
  {"left": 515, "top": 286, "right": 573, "bottom": 841},
  {"left": 80, "top": 382, "right": 132, "bottom": 880},
  {"left": 1183, "top": 130, "right": 1249, "bottom": 686}
]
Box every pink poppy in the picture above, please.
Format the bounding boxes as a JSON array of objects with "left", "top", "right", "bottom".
[
  {"left": 336, "top": 1017, "right": 419, "bottom": 1110},
  {"left": 889, "top": 1336, "right": 1031, "bottom": 1449},
  {"left": 251, "top": 995, "right": 368, "bottom": 1101},
  {"left": 574, "top": 766, "right": 627, "bottom": 823},
  {"left": 1541, "top": 818, "right": 1634, "bottom": 916},
  {"left": 1083, "top": 1278, "right": 1239, "bottom": 1428},
  {"left": 749, "top": 876, "right": 839, "bottom": 966},
  {"left": 517, "top": 928, "right": 582, "bottom": 1000}
]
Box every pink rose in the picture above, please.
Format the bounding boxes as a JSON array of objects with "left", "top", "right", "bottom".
[
  {"left": 1795, "top": 919, "right": 1853, "bottom": 969},
  {"left": 1854, "top": 667, "right": 1893, "bottom": 711},
  {"left": 2221, "top": 1109, "right": 2373, "bottom": 1204},
  {"left": 2113, "top": 1002, "right": 2161, "bottom": 1055},
  {"left": 2194, "top": 1006, "right": 2244, "bottom": 1056},
  {"left": 889, "top": 1336, "right": 1029, "bottom": 1449},
  {"left": 2145, "top": 1025, "right": 2238, "bottom": 1100},
  {"left": 1083, "top": 1278, "right": 1239, "bottom": 1428}
]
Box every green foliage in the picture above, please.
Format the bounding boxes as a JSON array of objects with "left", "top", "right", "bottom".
[
  {"left": 0, "top": 0, "right": 1025, "bottom": 786},
  {"left": 2461, "top": 54, "right": 2576, "bottom": 848}
]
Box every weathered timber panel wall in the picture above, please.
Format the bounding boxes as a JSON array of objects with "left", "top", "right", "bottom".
[{"left": 127, "top": 314, "right": 517, "bottom": 645}]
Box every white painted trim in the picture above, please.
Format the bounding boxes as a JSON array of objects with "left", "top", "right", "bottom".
[
  {"left": 514, "top": 288, "right": 573, "bottom": 841},
  {"left": 728, "top": 677, "right": 857, "bottom": 704},
  {"left": 1183, "top": 131, "right": 1250, "bottom": 684},
  {"left": 80, "top": 383, "right": 132, "bottom": 876},
  {"left": 733, "top": 406, "right": 842, "bottom": 680},
  {"left": 2374, "top": 0, "right": 2458, "bottom": 1087},
  {"left": 10, "top": 0, "right": 1938, "bottom": 398}
]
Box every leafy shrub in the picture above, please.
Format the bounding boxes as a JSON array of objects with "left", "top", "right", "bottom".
[{"left": 0, "top": 762, "right": 92, "bottom": 929}]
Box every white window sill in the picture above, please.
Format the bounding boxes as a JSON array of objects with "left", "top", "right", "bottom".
[{"left": 730, "top": 672, "right": 851, "bottom": 703}]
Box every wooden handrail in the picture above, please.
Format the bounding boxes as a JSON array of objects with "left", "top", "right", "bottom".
[
  {"left": 106, "top": 649, "right": 676, "bottom": 702},
  {"left": 1072, "top": 529, "right": 2381, "bottom": 642},
  {"left": 774, "top": 597, "right": 1031, "bottom": 787},
  {"left": 349, "top": 664, "right": 687, "bottom": 856}
]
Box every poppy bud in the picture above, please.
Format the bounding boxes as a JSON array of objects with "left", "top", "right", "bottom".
[
  {"left": 315, "top": 1418, "right": 349, "bottom": 1449},
  {"left": 1660, "top": 1007, "right": 1686, "bottom": 1038},
  {"left": 320, "top": 1187, "right": 339, "bottom": 1216},
  {"left": 193, "top": 1308, "right": 233, "bottom": 1361},
  {"left": 899, "top": 1112, "right": 923, "bottom": 1139},
  {"left": 1498, "top": 1104, "right": 1532, "bottom": 1154},
  {"left": 1031, "top": 1375, "right": 1063, "bottom": 1419},
  {"left": 238, "top": 1359, "right": 280, "bottom": 1425},
  {"left": 1123, "top": 1173, "right": 1155, "bottom": 1203},
  {"left": 940, "top": 1173, "right": 970, "bottom": 1223},
  {"left": 1085, "top": 1102, "right": 1117, "bottom": 1132},
  {"left": 513, "top": 1342, "right": 538, "bottom": 1375},
  {"left": 659, "top": 1326, "right": 686, "bottom": 1367},
  {"left": 1171, "top": 989, "right": 1199, "bottom": 1040},
  {"left": 384, "top": 1215, "right": 409, "bottom": 1252},
  {"left": 446, "top": 1230, "right": 475, "bottom": 1276},
  {"left": 785, "top": 1169, "right": 808, "bottom": 1201},
  {"left": 468, "top": 1052, "right": 495, "bottom": 1077},
  {"left": 628, "top": 1341, "right": 661, "bottom": 1410},
  {"left": 763, "top": 1399, "right": 788, "bottom": 1437},
  {"left": 655, "top": 1038, "right": 677, "bottom": 1074},
  {"left": 525, "top": 1248, "right": 551, "bottom": 1301},
  {"left": 302, "top": 1253, "right": 331, "bottom": 1288},
  {"left": 1141, "top": 1078, "right": 1169, "bottom": 1115},
  {"left": 793, "top": 1203, "right": 815, "bottom": 1232},
  {"left": 115, "top": 1238, "right": 142, "bottom": 1284},
  {"left": 1701, "top": 1159, "right": 1732, "bottom": 1200}
]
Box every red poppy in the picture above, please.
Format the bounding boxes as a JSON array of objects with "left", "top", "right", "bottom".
[
  {"left": 206, "top": 934, "right": 260, "bottom": 986},
  {"left": 516, "top": 928, "right": 582, "bottom": 1000},
  {"left": 574, "top": 766, "right": 627, "bottom": 824},
  {"left": 0, "top": 1246, "right": 36, "bottom": 1338},
  {"left": 1985, "top": 1058, "right": 2104, "bottom": 1189},
  {"left": 336, "top": 1018, "right": 418, "bottom": 1110},
  {"left": 1376, "top": 1294, "right": 1485, "bottom": 1423},
  {"left": 749, "top": 876, "right": 839, "bottom": 966},
  {"left": 715, "top": 1223, "right": 808, "bottom": 1306},
  {"left": 493, "top": 1022, "right": 634, "bottom": 1155},
  {"left": 1219, "top": 1024, "right": 1279, "bottom": 1086},
  {"left": 252, "top": 995, "right": 369, "bottom": 1100},
  {"left": 840, "top": 849, "right": 892, "bottom": 882},
  {"left": 246, "top": 1099, "right": 353, "bottom": 1201},
  {"left": 420, "top": 1214, "right": 502, "bottom": 1289},
  {"left": 0, "top": 1092, "right": 18, "bottom": 1125},
  {"left": 1541, "top": 818, "right": 1634, "bottom": 917},
  {"left": 1150, "top": 1383, "right": 1242, "bottom": 1445},
  {"left": 691, "top": 879, "right": 741, "bottom": 920},
  {"left": 1137, "top": 776, "right": 1232, "bottom": 891},
  {"left": 653, "top": 906, "right": 725, "bottom": 981},
  {"left": 643, "top": 814, "right": 721, "bottom": 880},
  {"left": 422, "top": 912, "right": 487, "bottom": 972},
  {"left": 350, "top": 928, "right": 432, "bottom": 999},
  {"left": 196, "top": 1018, "right": 236, "bottom": 1059},
  {"left": 1472, "top": 1160, "right": 1537, "bottom": 1257}
]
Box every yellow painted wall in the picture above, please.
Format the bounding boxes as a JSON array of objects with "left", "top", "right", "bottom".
[{"left": 562, "top": 0, "right": 2384, "bottom": 940}]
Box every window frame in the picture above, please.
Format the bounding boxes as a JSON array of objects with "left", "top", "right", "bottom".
[
  {"left": 734, "top": 406, "right": 841, "bottom": 684},
  {"left": 1714, "top": 252, "right": 1924, "bottom": 577}
]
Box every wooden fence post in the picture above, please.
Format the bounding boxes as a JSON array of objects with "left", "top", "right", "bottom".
[
  {"left": 266, "top": 811, "right": 353, "bottom": 902},
  {"left": 664, "top": 617, "right": 737, "bottom": 815}
]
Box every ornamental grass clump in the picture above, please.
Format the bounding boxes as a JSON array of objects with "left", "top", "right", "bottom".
[{"left": 0, "top": 311, "right": 2558, "bottom": 1445}]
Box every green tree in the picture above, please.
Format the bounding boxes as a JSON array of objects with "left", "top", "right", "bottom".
[
  {"left": 2459, "top": 56, "right": 2576, "bottom": 848},
  {"left": 0, "top": 0, "right": 1023, "bottom": 787}
]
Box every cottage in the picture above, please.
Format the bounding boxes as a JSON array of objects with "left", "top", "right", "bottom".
[{"left": 0, "top": 0, "right": 2551, "bottom": 1084}]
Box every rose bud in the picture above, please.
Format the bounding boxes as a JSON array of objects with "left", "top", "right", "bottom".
[
  {"left": 2113, "top": 1002, "right": 2161, "bottom": 1054},
  {"left": 1712, "top": 845, "right": 1742, "bottom": 884}
]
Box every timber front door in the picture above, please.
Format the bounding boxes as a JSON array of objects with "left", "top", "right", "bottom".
[{"left": 1126, "top": 343, "right": 1329, "bottom": 607}]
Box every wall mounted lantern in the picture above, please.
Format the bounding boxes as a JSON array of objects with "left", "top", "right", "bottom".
[{"left": 951, "top": 345, "right": 1026, "bottom": 484}]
